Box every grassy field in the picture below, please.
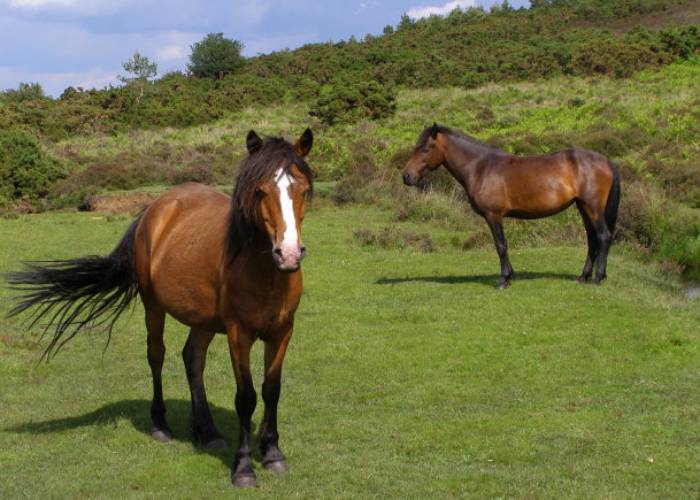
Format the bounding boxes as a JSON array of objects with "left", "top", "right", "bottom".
[
  {"left": 1, "top": 203, "right": 698, "bottom": 498},
  {"left": 43, "top": 58, "right": 700, "bottom": 279}
]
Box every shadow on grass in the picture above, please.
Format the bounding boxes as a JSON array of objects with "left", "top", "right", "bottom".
[
  {"left": 376, "top": 271, "right": 578, "bottom": 287},
  {"left": 7, "top": 399, "right": 245, "bottom": 467}
]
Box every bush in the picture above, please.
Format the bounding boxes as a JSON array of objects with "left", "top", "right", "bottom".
[
  {"left": 188, "top": 33, "right": 245, "bottom": 79},
  {"left": 354, "top": 226, "right": 434, "bottom": 252},
  {"left": 310, "top": 80, "right": 397, "bottom": 125},
  {"left": 2, "top": 82, "right": 45, "bottom": 103},
  {"left": 0, "top": 129, "right": 65, "bottom": 205}
]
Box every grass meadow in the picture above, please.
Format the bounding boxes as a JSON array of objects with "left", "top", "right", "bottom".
[
  {"left": 1, "top": 204, "right": 699, "bottom": 498},
  {"left": 44, "top": 58, "right": 700, "bottom": 279}
]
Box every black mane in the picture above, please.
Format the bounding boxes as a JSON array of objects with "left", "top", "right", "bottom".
[
  {"left": 416, "top": 124, "right": 496, "bottom": 152},
  {"left": 226, "top": 137, "right": 313, "bottom": 261}
]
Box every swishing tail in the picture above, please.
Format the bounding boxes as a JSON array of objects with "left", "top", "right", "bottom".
[
  {"left": 605, "top": 162, "right": 621, "bottom": 237},
  {"left": 6, "top": 214, "right": 143, "bottom": 360}
]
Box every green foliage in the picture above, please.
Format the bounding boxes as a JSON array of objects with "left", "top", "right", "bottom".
[
  {"left": 0, "top": 129, "right": 65, "bottom": 205},
  {"left": 310, "top": 80, "right": 397, "bottom": 125},
  {"left": 2, "top": 82, "right": 45, "bottom": 103},
  {"left": 119, "top": 52, "right": 158, "bottom": 83},
  {"left": 1, "top": 1, "right": 698, "bottom": 140},
  {"left": 188, "top": 33, "right": 245, "bottom": 79}
]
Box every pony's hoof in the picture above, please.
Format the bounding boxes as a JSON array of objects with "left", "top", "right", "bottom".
[
  {"left": 496, "top": 280, "right": 510, "bottom": 290},
  {"left": 263, "top": 459, "right": 289, "bottom": 474},
  {"left": 203, "top": 438, "right": 227, "bottom": 451},
  {"left": 577, "top": 275, "right": 591, "bottom": 284},
  {"left": 232, "top": 473, "right": 257, "bottom": 488},
  {"left": 151, "top": 427, "right": 172, "bottom": 443}
]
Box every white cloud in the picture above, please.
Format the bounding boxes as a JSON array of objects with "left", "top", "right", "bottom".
[
  {"left": 154, "top": 31, "right": 200, "bottom": 63},
  {"left": 9, "top": 0, "right": 73, "bottom": 6},
  {"left": 407, "top": 0, "right": 477, "bottom": 20},
  {"left": 243, "top": 32, "right": 318, "bottom": 56},
  {"left": 232, "top": 0, "right": 273, "bottom": 26},
  {"left": 156, "top": 45, "right": 186, "bottom": 62},
  {"left": 0, "top": 66, "right": 119, "bottom": 96},
  {"left": 7, "top": 0, "right": 136, "bottom": 16}
]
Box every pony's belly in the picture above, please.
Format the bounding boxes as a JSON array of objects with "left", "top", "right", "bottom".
[
  {"left": 153, "top": 277, "right": 223, "bottom": 330},
  {"left": 504, "top": 189, "right": 575, "bottom": 219}
]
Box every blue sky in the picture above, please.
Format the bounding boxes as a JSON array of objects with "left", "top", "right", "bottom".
[{"left": 1, "top": 0, "right": 529, "bottom": 96}]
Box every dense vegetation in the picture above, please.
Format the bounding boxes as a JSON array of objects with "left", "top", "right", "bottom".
[
  {"left": 1, "top": 0, "right": 699, "bottom": 140},
  {"left": 0, "top": 0, "right": 698, "bottom": 279}
]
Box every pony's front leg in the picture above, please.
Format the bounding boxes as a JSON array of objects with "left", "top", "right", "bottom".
[
  {"left": 485, "top": 215, "right": 514, "bottom": 289},
  {"left": 226, "top": 322, "right": 257, "bottom": 488},
  {"left": 260, "top": 323, "right": 294, "bottom": 473}
]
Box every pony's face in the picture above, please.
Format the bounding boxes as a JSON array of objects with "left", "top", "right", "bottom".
[
  {"left": 250, "top": 130, "right": 313, "bottom": 272},
  {"left": 402, "top": 125, "right": 446, "bottom": 186}
]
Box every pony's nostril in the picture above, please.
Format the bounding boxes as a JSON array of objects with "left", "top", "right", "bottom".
[
  {"left": 300, "top": 246, "right": 307, "bottom": 258},
  {"left": 403, "top": 172, "right": 412, "bottom": 184},
  {"left": 273, "top": 247, "right": 283, "bottom": 257}
]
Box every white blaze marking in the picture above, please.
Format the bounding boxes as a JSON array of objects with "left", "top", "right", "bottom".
[{"left": 276, "top": 168, "right": 298, "bottom": 251}]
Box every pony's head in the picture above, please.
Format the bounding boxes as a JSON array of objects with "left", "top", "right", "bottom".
[
  {"left": 402, "top": 123, "right": 447, "bottom": 186},
  {"left": 228, "top": 129, "right": 314, "bottom": 272}
]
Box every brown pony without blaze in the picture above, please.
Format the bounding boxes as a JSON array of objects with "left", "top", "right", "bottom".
[
  {"left": 402, "top": 123, "right": 449, "bottom": 186},
  {"left": 402, "top": 123, "right": 620, "bottom": 288},
  {"left": 8, "top": 128, "right": 316, "bottom": 488}
]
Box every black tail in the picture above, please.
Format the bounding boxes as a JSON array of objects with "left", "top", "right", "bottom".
[
  {"left": 605, "top": 162, "right": 621, "bottom": 237},
  {"left": 6, "top": 215, "right": 143, "bottom": 360}
]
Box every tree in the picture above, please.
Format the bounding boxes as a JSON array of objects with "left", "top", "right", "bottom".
[
  {"left": 119, "top": 52, "right": 158, "bottom": 84},
  {"left": 119, "top": 52, "right": 157, "bottom": 104},
  {"left": 188, "top": 33, "right": 245, "bottom": 79}
]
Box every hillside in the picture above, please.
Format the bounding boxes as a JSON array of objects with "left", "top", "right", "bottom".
[
  {"left": 1, "top": 0, "right": 699, "bottom": 140},
  {"left": 38, "top": 57, "right": 700, "bottom": 279},
  {"left": 0, "top": 0, "right": 698, "bottom": 280}
]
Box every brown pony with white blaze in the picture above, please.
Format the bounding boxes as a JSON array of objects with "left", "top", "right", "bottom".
[
  {"left": 402, "top": 124, "right": 620, "bottom": 288},
  {"left": 7, "top": 129, "right": 314, "bottom": 488}
]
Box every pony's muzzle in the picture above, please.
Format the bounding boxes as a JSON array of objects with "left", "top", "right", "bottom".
[
  {"left": 402, "top": 171, "right": 416, "bottom": 186},
  {"left": 273, "top": 244, "right": 306, "bottom": 271}
]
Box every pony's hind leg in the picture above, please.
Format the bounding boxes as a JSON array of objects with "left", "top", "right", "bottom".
[
  {"left": 145, "top": 302, "right": 171, "bottom": 442},
  {"left": 182, "top": 328, "right": 226, "bottom": 449},
  {"left": 485, "top": 215, "right": 514, "bottom": 289},
  {"left": 593, "top": 218, "right": 612, "bottom": 284},
  {"left": 576, "top": 201, "right": 599, "bottom": 283},
  {"left": 259, "top": 326, "right": 294, "bottom": 473}
]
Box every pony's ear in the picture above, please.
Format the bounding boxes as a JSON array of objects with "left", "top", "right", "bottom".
[
  {"left": 430, "top": 123, "right": 439, "bottom": 139},
  {"left": 295, "top": 128, "right": 314, "bottom": 157},
  {"left": 246, "top": 130, "right": 262, "bottom": 154}
]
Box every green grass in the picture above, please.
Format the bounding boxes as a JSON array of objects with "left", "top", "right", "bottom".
[{"left": 1, "top": 205, "right": 699, "bottom": 498}]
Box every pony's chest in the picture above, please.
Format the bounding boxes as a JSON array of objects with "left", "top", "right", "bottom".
[{"left": 222, "top": 276, "right": 303, "bottom": 334}]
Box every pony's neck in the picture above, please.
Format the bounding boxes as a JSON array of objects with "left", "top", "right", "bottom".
[
  {"left": 440, "top": 132, "right": 492, "bottom": 190},
  {"left": 239, "top": 230, "right": 295, "bottom": 284}
]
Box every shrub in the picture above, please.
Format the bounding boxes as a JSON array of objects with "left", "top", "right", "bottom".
[
  {"left": 0, "top": 129, "right": 65, "bottom": 205},
  {"left": 310, "top": 80, "right": 397, "bottom": 125},
  {"left": 2, "top": 82, "right": 45, "bottom": 103},
  {"left": 354, "top": 226, "right": 434, "bottom": 252}
]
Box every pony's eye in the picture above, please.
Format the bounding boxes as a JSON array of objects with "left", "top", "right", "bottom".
[{"left": 255, "top": 187, "right": 266, "bottom": 196}]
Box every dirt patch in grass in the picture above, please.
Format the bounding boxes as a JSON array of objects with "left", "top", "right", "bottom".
[{"left": 82, "top": 192, "right": 160, "bottom": 213}]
